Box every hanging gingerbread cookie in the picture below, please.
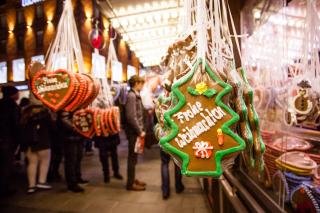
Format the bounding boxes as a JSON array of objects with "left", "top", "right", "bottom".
[{"left": 159, "top": 59, "right": 245, "bottom": 177}]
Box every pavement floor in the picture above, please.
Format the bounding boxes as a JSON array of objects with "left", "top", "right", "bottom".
[{"left": 0, "top": 132, "right": 211, "bottom": 213}]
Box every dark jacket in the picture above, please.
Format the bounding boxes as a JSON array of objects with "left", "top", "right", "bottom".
[
  {"left": 94, "top": 134, "right": 120, "bottom": 148},
  {"left": 0, "top": 97, "right": 20, "bottom": 147},
  {"left": 20, "top": 105, "right": 52, "bottom": 152},
  {"left": 124, "top": 90, "right": 145, "bottom": 135},
  {"left": 57, "top": 111, "right": 82, "bottom": 142}
]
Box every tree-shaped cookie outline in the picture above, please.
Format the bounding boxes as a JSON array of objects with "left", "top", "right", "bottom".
[
  {"left": 160, "top": 58, "right": 246, "bottom": 177},
  {"left": 238, "top": 67, "right": 265, "bottom": 171}
]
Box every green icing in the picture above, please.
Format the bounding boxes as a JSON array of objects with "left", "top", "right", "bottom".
[
  {"left": 159, "top": 58, "right": 246, "bottom": 177},
  {"left": 187, "top": 86, "right": 200, "bottom": 96},
  {"left": 231, "top": 74, "right": 254, "bottom": 168},
  {"left": 238, "top": 67, "right": 265, "bottom": 171},
  {"left": 187, "top": 86, "right": 217, "bottom": 98},
  {"left": 203, "top": 89, "right": 217, "bottom": 98}
]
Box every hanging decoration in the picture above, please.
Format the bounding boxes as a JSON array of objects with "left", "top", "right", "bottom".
[
  {"left": 46, "top": 0, "right": 85, "bottom": 74},
  {"left": 30, "top": 0, "right": 100, "bottom": 112},
  {"left": 89, "top": 20, "right": 106, "bottom": 50},
  {"left": 77, "top": 22, "right": 121, "bottom": 139},
  {"left": 155, "top": 0, "right": 270, "bottom": 178},
  {"left": 284, "top": 0, "right": 320, "bottom": 129},
  {"left": 72, "top": 107, "right": 120, "bottom": 139},
  {"left": 155, "top": 0, "right": 267, "bottom": 178}
]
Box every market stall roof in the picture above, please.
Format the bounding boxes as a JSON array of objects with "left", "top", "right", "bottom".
[{"left": 97, "top": 0, "right": 182, "bottom": 67}]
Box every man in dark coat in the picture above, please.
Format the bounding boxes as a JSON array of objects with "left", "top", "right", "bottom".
[
  {"left": 58, "top": 111, "right": 87, "bottom": 193},
  {"left": 124, "top": 75, "right": 146, "bottom": 191},
  {"left": 0, "top": 86, "right": 20, "bottom": 196}
]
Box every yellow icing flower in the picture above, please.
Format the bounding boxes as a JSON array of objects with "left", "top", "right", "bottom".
[{"left": 195, "top": 82, "right": 208, "bottom": 94}]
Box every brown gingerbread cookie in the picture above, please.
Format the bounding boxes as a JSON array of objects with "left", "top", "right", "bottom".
[
  {"left": 73, "top": 108, "right": 95, "bottom": 138},
  {"left": 31, "top": 69, "right": 75, "bottom": 112}
]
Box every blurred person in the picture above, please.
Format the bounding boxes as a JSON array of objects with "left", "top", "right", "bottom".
[
  {"left": 0, "top": 86, "right": 20, "bottom": 196},
  {"left": 124, "top": 75, "right": 146, "bottom": 191},
  {"left": 160, "top": 150, "right": 184, "bottom": 200},
  {"left": 58, "top": 111, "right": 87, "bottom": 193},
  {"left": 47, "top": 112, "right": 63, "bottom": 182},
  {"left": 94, "top": 134, "right": 123, "bottom": 183},
  {"left": 84, "top": 139, "right": 94, "bottom": 156},
  {"left": 20, "top": 94, "right": 52, "bottom": 193},
  {"left": 19, "top": 97, "right": 30, "bottom": 109},
  {"left": 15, "top": 97, "right": 30, "bottom": 163}
]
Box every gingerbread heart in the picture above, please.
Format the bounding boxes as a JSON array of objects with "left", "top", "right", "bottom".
[
  {"left": 94, "top": 108, "right": 102, "bottom": 137},
  {"left": 79, "top": 74, "right": 98, "bottom": 109},
  {"left": 28, "top": 61, "right": 45, "bottom": 79},
  {"left": 110, "top": 107, "right": 121, "bottom": 134},
  {"left": 73, "top": 109, "right": 95, "bottom": 138},
  {"left": 65, "top": 74, "right": 88, "bottom": 112},
  {"left": 101, "top": 109, "right": 111, "bottom": 137},
  {"left": 31, "top": 69, "right": 75, "bottom": 111}
]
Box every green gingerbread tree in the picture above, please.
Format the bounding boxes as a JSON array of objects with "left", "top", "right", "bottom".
[{"left": 159, "top": 58, "right": 246, "bottom": 177}]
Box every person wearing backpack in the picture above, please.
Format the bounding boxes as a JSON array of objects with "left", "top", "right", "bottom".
[
  {"left": 20, "top": 94, "right": 52, "bottom": 194},
  {"left": 124, "top": 75, "right": 146, "bottom": 191}
]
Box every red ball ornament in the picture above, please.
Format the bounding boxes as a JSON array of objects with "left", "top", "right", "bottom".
[{"left": 89, "top": 29, "right": 105, "bottom": 49}]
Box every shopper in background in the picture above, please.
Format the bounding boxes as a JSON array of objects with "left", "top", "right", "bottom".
[
  {"left": 14, "top": 97, "right": 30, "bottom": 163},
  {"left": 20, "top": 94, "right": 52, "bottom": 194},
  {"left": 47, "top": 112, "right": 63, "bottom": 182},
  {"left": 58, "top": 111, "right": 88, "bottom": 193},
  {"left": 0, "top": 86, "right": 20, "bottom": 196},
  {"left": 84, "top": 139, "right": 94, "bottom": 156},
  {"left": 95, "top": 134, "right": 123, "bottom": 184},
  {"left": 124, "top": 75, "right": 146, "bottom": 191},
  {"left": 19, "top": 97, "right": 30, "bottom": 109},
  {"left": 160, "top": 150, "right": 185, "bottom": 200}
]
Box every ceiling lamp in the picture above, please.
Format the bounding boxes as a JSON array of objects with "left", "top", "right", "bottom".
[{"left": 103, "top": 0, "right": 182, "bottom": 67}]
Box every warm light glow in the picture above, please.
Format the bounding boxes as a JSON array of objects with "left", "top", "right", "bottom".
[
  {"left": 110, "top": 1, "right": 181, "bottom": 66},
  {"left": 25, "top": 6, "right": 35, "bottom": 27},
  {"left": 8, "top": 30, "right": 13, "bottom": 34},
  {"left": 254, "top": 10, "right": 261, "bottom": 19},
  {"left": 102, "top": 17, "right": 109, "bottom": 29},
  {"left": 84, "top": 5, "right": 93, "bottom": 20},
  {"left": 26, "top": 25, "right": 32, "bottom": 29}
]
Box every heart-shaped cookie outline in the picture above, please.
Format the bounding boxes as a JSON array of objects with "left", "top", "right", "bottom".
[
  {"left": 100, "top": 110, "right": 109, "bottom": 137},
  {"left": 28, "top": 61, "right": 45, "bottom": 79},
  {"left": 64, "top": 75, "right": 80, "bottom": 111},
  {"left": 94, "top": 108, "right": 102, "bottom": 137},
  {"left": 31, "top": 69, "right": 75, "bottom": 112},
  {"left": 73, "top": 109, "right": 95, "bottom": 138},
  {"left": 110, "top": 107, "right": 121, "bottom": 134},
  {"left": 65, "top": 74, "right": 88, "bottom": 112},
  {"left": 108, "top": 107, "right": 117, "bottom": 135},
  {"left": 79, "top": 74, "right": 97, "bottom": 109},
  {"left": 102, "top": 109, "right": 111, "bottom": 136}
]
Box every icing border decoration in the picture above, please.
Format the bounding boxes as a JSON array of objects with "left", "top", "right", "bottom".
[
  {"left": 238, "top": 68, "right": 265, "bottom": 171},
  {"left": 159, "top": 58, "right": 246, "bottom": 177}
]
